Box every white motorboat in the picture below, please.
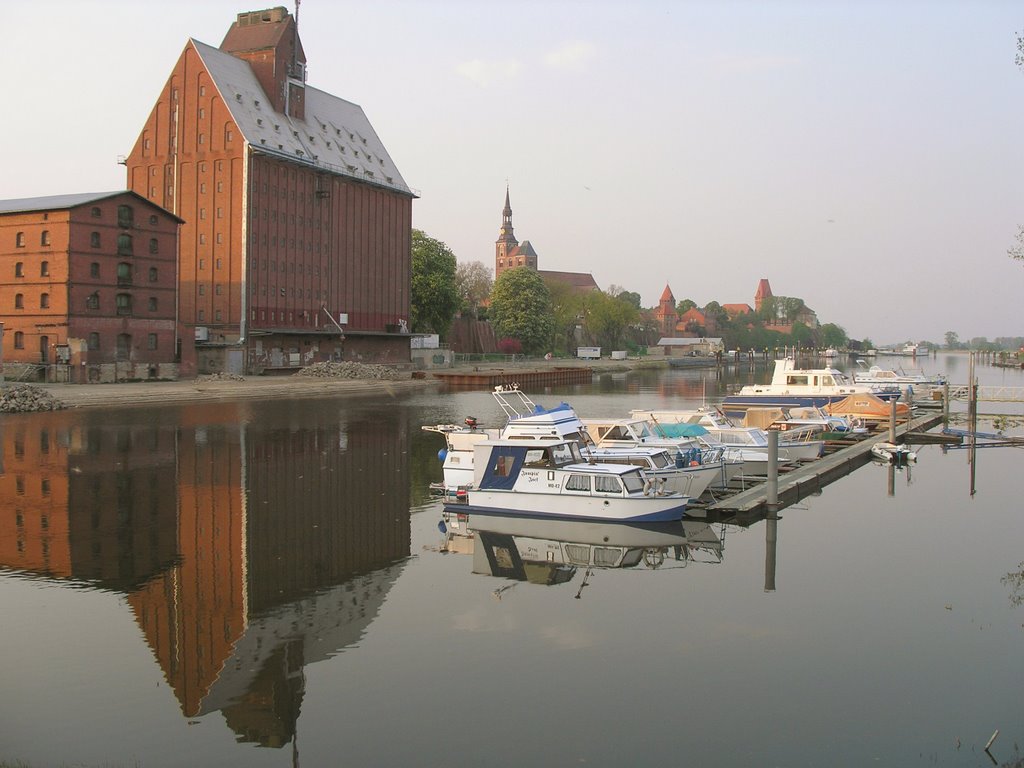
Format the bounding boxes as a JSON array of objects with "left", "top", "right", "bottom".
[
  {"left": 870, "top": 441, "right": 917, "bottom": 464},
  {"left": 582, "top": 416, "right": 771, "bottom": 480},
  {"left": 445, "top": 438, "right": 690, "bottom": 522},
  {"left": 853, "top": 362, "right": 945, "bottom": 395},
  {"left": 722, "top": 357, "right": 900, "bottom": 416},
  {"left": 581, "top": 445, "right": 720, "bottom": 504}
]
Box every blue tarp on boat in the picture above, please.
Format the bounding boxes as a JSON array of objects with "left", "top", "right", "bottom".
[{"left": 652, "top": 423, "right": 708, "bottom": 439}]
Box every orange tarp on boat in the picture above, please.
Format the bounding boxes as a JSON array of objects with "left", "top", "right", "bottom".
[{"left": 824, "top": 394, "right": 910, "bottom": 421}]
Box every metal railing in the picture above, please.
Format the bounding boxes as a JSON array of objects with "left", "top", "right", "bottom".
[{"left": 946, "top": 385, "right": 1024, "bottom": 402}]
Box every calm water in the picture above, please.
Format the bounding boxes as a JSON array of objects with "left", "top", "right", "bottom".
[{"left": 1, "top": 354, "right": 1021, "bottom": 768}]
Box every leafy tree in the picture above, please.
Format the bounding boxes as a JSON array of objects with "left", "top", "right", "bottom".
[
  {"left": 580, "top": 291, "right": 640, "bottom": 350},
  {"left": 790, "top": 321, "right": 814, "bottom": 347},
  {"left": 944, "top": 330, "right": 960, "bottom": 350},
  {"left": 757, "top": 296, "right": 778, "bottom": 322},
  {"left": 547, "top": 279, "right": 586, "bottom": 355},
  {"left": 702, "top": 301, "right": 726, "bottom": 323},
  {"left": 1009, "top": 225, "right": 1024, "bottom": 263},
  {"left": 618, "top": 290, "right": 642, "bottom": 309},
  {"left": 781, "top": 297, "right": 807, "bottom": 322},
  {"left": 490, "top": 267, "right": 555, "bottom": 355},
  {"left": 454, "top": 260, "right": 493, "bottom": 318},
  {"left": 677, "top": 298, "right": 697, "bottom": 315},
  {"left": 410, "top": 230, "right": 459, "bottom": 338},
  {"left": 819, "top": 323, "right": 848, "bottom": 349}
]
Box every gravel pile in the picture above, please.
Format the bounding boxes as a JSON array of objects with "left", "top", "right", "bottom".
[
  {"left": 297, "top": 361, "right": 405, "bottom": 380},
  {"left": 0, "top": 384, "right": 66, "bottom": 412},
  {"left": 196, "top": 372, "right": 246, "bottom": 382}
]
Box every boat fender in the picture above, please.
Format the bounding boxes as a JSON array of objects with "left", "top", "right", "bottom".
[
  {"left": 437, "top": 448, "right": 447, "bottom": 462},
  {"left": 690, "top": 460, "right": 700, "bottom": 467},
  {"left": 656, "top": 477, "right": 667, "bottom": 496},
  {"left": 643, "top": 477, "right": 654, "bottom": 496}
]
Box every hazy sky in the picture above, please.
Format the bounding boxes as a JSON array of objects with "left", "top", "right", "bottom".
[{"left": 2, "top": 0, "right": 1021, "bottom": 345}]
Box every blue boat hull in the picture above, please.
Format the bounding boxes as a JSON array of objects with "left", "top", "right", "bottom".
[{"left": 442, "top": 501, "right": 688, "bottom": 523}]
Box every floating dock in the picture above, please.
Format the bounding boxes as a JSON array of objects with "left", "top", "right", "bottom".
[
  {"left": 708, "top": 412, "right": 943, "bottom": 515},
  {"left": 432, "top": 367, "right": 594, "bottom": 389}
]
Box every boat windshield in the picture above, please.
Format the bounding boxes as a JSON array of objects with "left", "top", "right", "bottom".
[
  {"left": 549, "top": 442, "right": 580, "bottom": 466},
  {"left": 650, "top": 451, "right": 671, "bottom": 469},
  {"left": 631, "top": 421, "right": 654, "bottom": 439},
  {"left": 621, "top": 470, "right": 646, "bottom": 494}
]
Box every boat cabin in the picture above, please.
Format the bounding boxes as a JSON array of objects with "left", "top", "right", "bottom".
[{"left": 471, "top": 438, "right": 649, "bottom": 496}]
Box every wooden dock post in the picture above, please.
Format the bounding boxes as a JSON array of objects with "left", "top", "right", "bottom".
[
  {"left": 764, "top": 512, "right": 778, "bottom": 592},
  {"left": 766, "top": 429, "right": 779, "bottom": 509},
  {"left": 889, "top": 397, "right": 897, "bottom": 444}
]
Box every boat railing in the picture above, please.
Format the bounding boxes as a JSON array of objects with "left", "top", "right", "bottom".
[{"left": 492, "top": 385, "right": 538, "bottom": 421}]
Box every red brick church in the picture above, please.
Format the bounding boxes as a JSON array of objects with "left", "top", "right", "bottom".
[{"left": 494, "top": 188, "right": 598, "bottom": 293}]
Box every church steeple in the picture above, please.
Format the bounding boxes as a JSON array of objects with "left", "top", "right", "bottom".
[{"left": 495, "top": 185, "right": 520, "bottom": 277}]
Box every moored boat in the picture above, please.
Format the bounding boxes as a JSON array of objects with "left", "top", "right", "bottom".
[
  {"left": 853, "top": 362, "right": 945, "bottom": 394},
  {"left": 445, "top": 437, "right": 690, "bottom": 522},
  {"left": 721, "top": 357, "right": 899, "bottom": 416},
  {"left": 870, "top": 441, "right": 917, "bottom": 464}
]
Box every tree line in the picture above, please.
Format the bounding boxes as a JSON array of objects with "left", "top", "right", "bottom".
[{"left": 410, "top": 229, "right": 859, "bottom": 355}]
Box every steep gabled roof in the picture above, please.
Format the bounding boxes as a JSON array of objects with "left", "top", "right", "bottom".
[
  {"left": 539, "top": 270, "right": 599, "bottom": 292},
  {"left": 516, "top": 240, "right": 538, "bottom": 257},
  {"left": 659, "top": 284, "right": 675, "bottom": 303},
  {"left": 0, "top": 190, "right": 183, "bottom": 221},
  {"left": 192, "top": 39, "right": 414, "bottom": 197},
  {"left": 755, "top": 278, "right": 773, "bottom": 300},
  {"left": 679, "top": 307, "right": 706, "bottom": 324},
  {"left": 722, "top": 303, "right": 753, "bottom": 316}
]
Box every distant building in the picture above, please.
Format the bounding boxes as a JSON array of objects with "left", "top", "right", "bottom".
[
  {"left": 678, "top": 307, "right": 708, "bottom": 335},
  {"left": 656, "top": 337, "right": 724, "bottom": 356},
  {"left": 653, "top": 284, "right": 678, "bottom": 337},
  {"left": 494, "top": 187, "right": 598, "bottom": 292},
  {"left": 126, "top": 6, "right": 415, "bottom": 375},
  {"left": 752, "top": 277, "right": 818, "bottom": 333},
  {"left": 0, "top": 191, "right": 181, "bottom": 382},
  {"left": 754, "top": 278, "right": 773, "bottom": 313},
  {"left": 722, "top": 303, "right": 752, "bottom": 318}
]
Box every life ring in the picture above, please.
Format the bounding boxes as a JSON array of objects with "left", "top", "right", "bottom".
[{"left": 643, "top": 549, "right": 665, "bottom": 569}]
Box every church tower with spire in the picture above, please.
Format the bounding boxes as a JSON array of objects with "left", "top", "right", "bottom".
[
  {"left": 494, "top": 187, "right": 538, "bottom": 278},
  {"left": 495, "top": 186, "right": 518, "bottom": 277}
]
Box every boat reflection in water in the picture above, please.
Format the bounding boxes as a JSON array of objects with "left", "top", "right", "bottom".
[
  {"left": 0, "top": 403, "right": 411, "bottom": 750},
  {"left": 440, "top": 510, "right": 723, "bottom": 590}
]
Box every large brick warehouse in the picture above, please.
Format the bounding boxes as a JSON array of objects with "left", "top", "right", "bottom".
[{"left": 126, "top": 6, "right": 416, "bottom": 375}]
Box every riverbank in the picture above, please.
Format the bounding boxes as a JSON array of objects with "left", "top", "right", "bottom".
[{"left": 11, "top": 356, "right": 670, "bottom": 410}]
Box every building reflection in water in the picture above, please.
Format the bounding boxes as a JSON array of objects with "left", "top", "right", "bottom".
[{"left": 0, "top": 403, "right": 411, "bottom": 749}]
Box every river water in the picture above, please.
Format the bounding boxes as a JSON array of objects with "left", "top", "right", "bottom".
[{"left": 1, "top": 353, "right": 1021, "bottom": 767}]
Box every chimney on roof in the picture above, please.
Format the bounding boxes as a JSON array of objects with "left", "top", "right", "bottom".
[{"left": 221, "top": 6, "right": 307, "bottom": 120}]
